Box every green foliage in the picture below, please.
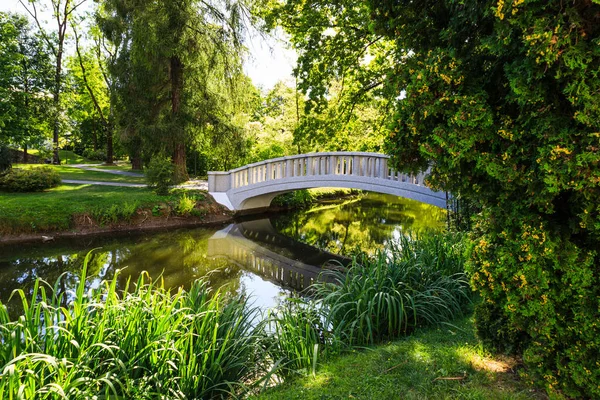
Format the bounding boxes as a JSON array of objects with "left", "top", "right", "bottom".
[
  {"left": 313, "top": 233, "right": 471, "bottom": 346},
  {"left": 82, "top": 148, "right": 106, "bottom": 161},
  {"left": 274, "top": 0, "right": 600, "bottom": 396},
  {"left": 468, "top": 210, "right": 599, "bottom": 398},
  {"left": 272, "top": 189, "right": 315, "bottom": 208},
  {"left": 266, "top": 298, "right": 339, "bottom": 377},
  {"left": 91, "top": 201, "right": 139, "bottom": 225},
  {"left": 98, "top": 0, "right": 253, "bottom": 180},
  {"left": 0, "top": 257, "right": 265, "bottom": 399},
  {"left": 266, "top": 2, "right": 394, "bottom": 152},
  {"left": 0, "top": 166, "right": 61, "bottom": 192},
  {"left": 0, "top": 12, "right": 53, "bottom": 151},
  {"left": 146, "top": 155, "right": 174, "bottom": 195},
  {"left": 175, "top": 193, "right": 196, "bottom": 215}
]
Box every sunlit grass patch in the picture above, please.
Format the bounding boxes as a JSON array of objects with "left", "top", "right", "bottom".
[
  {"left": 255, "top": 317, "right": 546, "bottom": 400},
  {"left": 13, "top": 164, "right": 146, "bottom": 184}
]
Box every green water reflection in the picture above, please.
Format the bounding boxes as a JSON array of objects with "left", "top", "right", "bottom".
[
  {"left": 274, "top": 192, "right": 446, "bottom": 256},
  {"left": 0, "top": 192, "right": 445, "bottom": 314}
]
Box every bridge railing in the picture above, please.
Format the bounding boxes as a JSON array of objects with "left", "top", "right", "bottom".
[{"left": 209, "top": 152, "right": 428, "bottom": 192}]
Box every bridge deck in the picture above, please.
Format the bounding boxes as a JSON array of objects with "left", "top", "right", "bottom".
[{"left": 208, "top": 152, "right": 446, "bottom": 211}]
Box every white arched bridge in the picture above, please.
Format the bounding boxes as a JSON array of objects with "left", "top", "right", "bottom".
[{"left": 208, "top": 152, "right": 446, "bottom": 212}]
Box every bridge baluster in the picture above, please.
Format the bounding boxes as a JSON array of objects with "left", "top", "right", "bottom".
[
  {"left": 286, "top": 159, "right": 292, "bottom": 178},
  {"left": 329, "top": 155, "right": 336, "bottom": 175}
]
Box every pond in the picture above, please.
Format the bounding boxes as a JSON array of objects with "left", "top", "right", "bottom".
[{"left": 0, "top": 192, "right": 446, "bottom": 315}]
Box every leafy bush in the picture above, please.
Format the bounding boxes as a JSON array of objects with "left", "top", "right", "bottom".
[
  {"left": 0, "top": 166, "right": 61, "bottom": 192},
  {"left": 82, "top": 148, "right": 106, "bottom": 161},
  {"left": 175, "top": 193, "right": 196, "bottom": 215},
  {"left": 364, "top": 0, "right": 600, "bottom": 396},
  {"left": 0, "top": 256, "right": 265, "bottom": 399},
  {"left": 272, "top": 189, "right": 314, "bottom": 208},
  {"left": 469, "top": 210, "right": 600, "bottom": 398},
  {"left": 146, "top": 155, "right": 174, "bottom": 195}
]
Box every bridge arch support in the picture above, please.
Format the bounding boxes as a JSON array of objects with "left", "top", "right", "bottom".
[{"left": 208, "top": 152, "right": 446, "bottom": 212}]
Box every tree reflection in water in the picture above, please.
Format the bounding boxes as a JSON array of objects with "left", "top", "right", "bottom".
[
  {"left": 273, "top": 192, "right": 446, "bottom": 256},
  {"left": 0, "top": 192, "right": 445, "bottom": 316}
]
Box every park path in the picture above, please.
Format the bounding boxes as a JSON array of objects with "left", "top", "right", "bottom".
[
  {"left": 65, "top": 163, "right": 208, "bottom": 190},
  {"left": 63, "top": 179, "right": 147, "bottom": 187},
  {"left": 63, "top": 176, "right": 208, "bottom": 190},
  {"left": 69, "top": 164, "right": 145, "bottom": 177}
]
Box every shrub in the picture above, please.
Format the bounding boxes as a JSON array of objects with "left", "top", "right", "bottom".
[
  {"left": 146, "top": 155, "right": 174, "bottom": 195},
  {"left": 272, "top": 189, "right": 314, "bottom": 208},
  {"left": 0, "top": 166, "right": 61, "bottom": 192},
  {"left": 469, "top": 210, "right": 600, "bottom": 398},
  {"left": 82, "top": 148, "right": 106, "bottom": 161}
]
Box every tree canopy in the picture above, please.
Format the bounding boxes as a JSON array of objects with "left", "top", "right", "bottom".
[{"left": 273, "top": 0, "right": 600, "bottom": 397}]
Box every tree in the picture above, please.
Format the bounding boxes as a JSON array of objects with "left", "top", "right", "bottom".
[
  {"left": 275, "top": 0, "right": 600, "bottom": 396},
  {"left": 19, "top": 0, "right": 88, "bottom": 164},
  {"left": 267, "top": 0, "right": 396, "bottom": 150},
  {"left": 0, "top": 12, "right": 53, "bottom": 159},
  {"left": 98, "top": 0, "right": 252, "bottom": 181},
  {"left": 71, "top": 21, "right": 115, "bottom": 163}
]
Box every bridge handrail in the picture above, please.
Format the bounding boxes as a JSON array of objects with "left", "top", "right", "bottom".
[
  {"left": 226, "top": 151, "right": 390, "bottom": 174},
  {"left": 208, "top": 152, "right": 429, "bottom": 194}
]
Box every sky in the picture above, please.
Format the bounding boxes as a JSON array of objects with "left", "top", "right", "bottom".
[{"left": 0, "top": 0, "right": 296, "bottom": 91}]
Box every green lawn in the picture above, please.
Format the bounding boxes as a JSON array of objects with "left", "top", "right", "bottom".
[
  {"left": 0, "top": 184, "right": 184, "bottom": 234},
  {"left": 26, "top": 149, "right": 93, "bottom": 165},
  {"left": 255, "top": 316, "right": 545, "bottom": 400},
  {"left": 13, "top": 164, "right": 146, "bottom": 184}
]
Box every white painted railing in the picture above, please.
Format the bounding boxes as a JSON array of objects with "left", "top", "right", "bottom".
[{"left": 208, "top": 152, "right": 428, "bottom": 193}]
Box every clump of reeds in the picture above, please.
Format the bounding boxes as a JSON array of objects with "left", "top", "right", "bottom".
[
  {"left": 0, "top": 252, "right": 265, "bottom": 399},
  {"left": 312, "top": 232, "right": 471, "bottom": 345}
]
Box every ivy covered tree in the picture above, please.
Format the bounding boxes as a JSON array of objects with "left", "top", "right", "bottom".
[{"left": 275, "top": 0, "right": 600, "bottom": 397}]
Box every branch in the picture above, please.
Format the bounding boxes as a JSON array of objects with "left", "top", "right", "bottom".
[
  {"left": 73, "top": 24, "right": 107, "bottom": 125},
  {"left": 19, "top": 0, "right": 57, "bottom": 55}
]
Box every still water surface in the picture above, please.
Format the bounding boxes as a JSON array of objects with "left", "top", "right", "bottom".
[{"left": 0, "top": 193, "right": 445, "bottom": 314}]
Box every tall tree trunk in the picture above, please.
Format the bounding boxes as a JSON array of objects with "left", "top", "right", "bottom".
[
  {"left": 170, "top": 56, "right": 188, "bottom": 183},
  {"left": 106, "top": 124, "right": 114, "bottom": 165},
  {"left": 130, "top": 131, "right": 142, "bottom": 170},
  {"left": 106, "top": 104, "right": 115, "bottom": 165},
  {"left": 23, "top": 144, "right": 28, "bottom": 163},
  {"left": 52, "top": 50, "right": 62, "bottom": 165}
]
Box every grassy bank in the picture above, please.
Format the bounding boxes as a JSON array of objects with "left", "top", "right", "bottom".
[
  {"left": 255, "top": 316, "right": 544, "bottom": 400},
  {"left": 0, "top": 234, "right": 542, "bottom": 398},
  {"left": 13, "top": 164, "right": 146, "bottom": 184},
  {"left": 0, "top": 184, "right": 218, "bottom": 236}
]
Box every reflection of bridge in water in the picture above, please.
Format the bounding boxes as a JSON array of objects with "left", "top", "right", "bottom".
[{"left": 207, "top": 218, "right": 350, "bottom": 291}]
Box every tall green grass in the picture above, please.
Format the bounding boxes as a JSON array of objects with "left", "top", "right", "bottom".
[
  {"left": 263, "top": 232, "right": 471, "bottom": 375},
  {"left": 312, "top": 233, "right": 471, "bottom": 346},
  {"left": 0, "top": 253, "right": 265, "bottom": 399},
  {"left": 0, "top": 232, "right": 470, "bottom": 397},
  {"left": 265, "top": 298, "right": 340, "bottom": 378}
]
